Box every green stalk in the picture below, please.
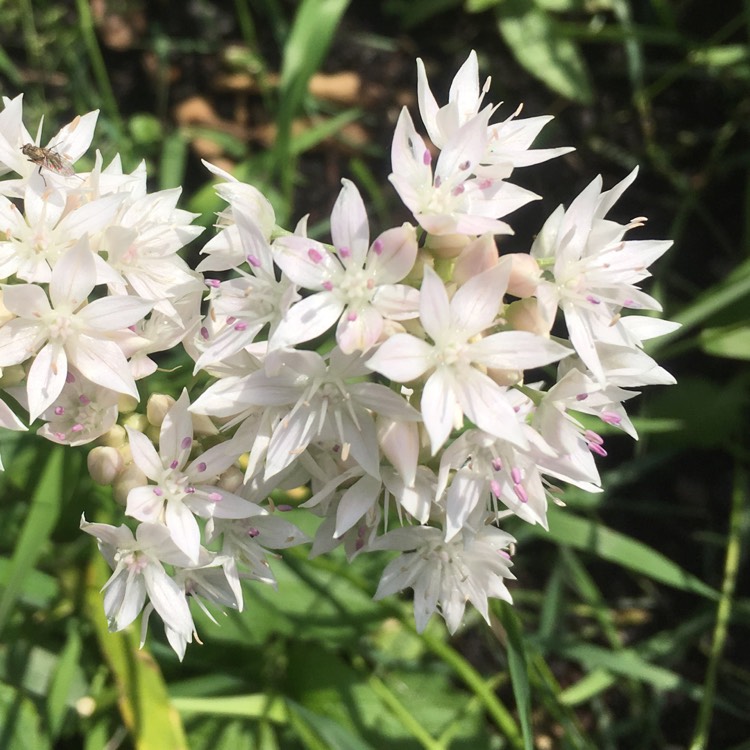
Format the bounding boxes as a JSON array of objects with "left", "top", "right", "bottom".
[{"left": 688, "top": 463, "right": 747, "bottom": 750}]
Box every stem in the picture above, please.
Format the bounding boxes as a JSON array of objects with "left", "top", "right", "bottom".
[{"left": 689, "top": 462, "right": 747, "bottom": 750}]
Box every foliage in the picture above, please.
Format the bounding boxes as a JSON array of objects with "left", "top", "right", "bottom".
[{"left": 0, "top": 1, "right": 749, "bottom": 749}]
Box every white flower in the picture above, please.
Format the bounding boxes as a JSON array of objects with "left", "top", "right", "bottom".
[
  {"left": 80, "top": 516, "right": 195, "bottom": 639},
  {"left": 389, "top": 107, "right": 538, "bottom": 236},
  {"left": 0, "top": 239, "right": 153, "bottom": 421},
  {"left": 194, "top": 208, "right": 299, "bottom": 370},
  {"left": 416, "top": 50, "right": 572, "bottom": 178},
  {"left": 366, "top": 265, "right": 571, "bottom": 452},
  {"left": 271, "top": 179, "right": 420, "bottom": 353},
  {"left": 125, "top": 390, "right": 264, "bottom": 562},
  {"left": 370, "top": 524, "right": 516, "bottom": 633},
  {"left": 531, "top": 169, "right": 673, "bottom": 382}
]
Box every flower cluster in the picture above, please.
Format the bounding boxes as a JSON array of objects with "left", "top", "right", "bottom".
[{"left": 0, "top": 51, "right": 677, "bottom": 658}]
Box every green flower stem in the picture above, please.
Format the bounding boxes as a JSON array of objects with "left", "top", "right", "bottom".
[
  {"left": 689, "top": 462, "right": 747, "bottom": 750},
  {"left": 74, "top": 0, "right": 125, "bottom": 139}
]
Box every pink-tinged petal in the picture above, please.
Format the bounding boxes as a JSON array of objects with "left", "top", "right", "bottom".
[
  {"left": 270, "top": 292, "right": 343, "bottom": 349},
  {"left": 377, "top": 418, "right": 419, "bottom": 487},
  {"left": 454, "top": 234, "right": 499, "bottom": 285},
  {"left": 272, "top": 235, "right": 338, "bottom": 288},
  {"left": 454, "top": 368, "right": 525, "bottom": 447},
  {"left": 126, "top": 427, "right": 164, "bottom": 479},
  {"left": 371, "top": 284, "right": 420, "bottom": 321},
  {"left": 186, "top": 441, "right": 241, "bottom": 481},
  {"left": 125, "top": 484, "right": 165, "bottom": 522},
  {"left": 365, "top": 333, "right": 433, "bottom": 382},
  {"left": 26, "top": 342, "right": 67, "bottom": 421},
  {"left": 0, "top": 318, "right": 46, "bottom": 366},
  {"left": 265, "top": 404, "right": 317, "bottom": 479},
  {"left": 335, "top": 304, "right": 383, "bottom": 354},
  {"left": 334, "top": 474, "right": 382, "bottom": 538},
  {"left": 49, "top": 241, "right": 96, "bottom": 311},
  {"left": 159, "top": 390, "right": 192, "bottom": 465},
  {"left": 445, "top": 469, "right": 484, "bottom": 542},
  {"left": 421, "top": 368, "right": 459, "bottom": 453},
  {"left": 448, "top": 51, "right": 480, "bottom": 125},
  {"left": 103, "top": 570, "right": 145, "bottom": 630},
  {"left": 331, "top": 179, "right": 369, "bottom": 265},
  {"left": 339, "top": 407, "right": 381, "bottom": 479},
  {"left": 78, "top": 295, "right": 153, "bottom": 331},
  {"left": 389, "top": 108, "right": 432, "bottom": 214},
  {"left": 234, "top": 209, "right": 275, "bottom": 272},
  {"left": 419, "top": 266, "right": 451, "bottom": 341},
  {"left": 433, "top": 107, "right": 490, "bottom": 185},
  {"left": 165, "top": 500, "right": 201, "bottom": 562},
  {"left": 470, "top": 331, "right": 571, "bottom": 370},
  {"left": 349, "top": 382, "right": 421, "bottom": 421},
  {"left": 187, "top": 487, "right": 263, "bottom": 519},
  {"left": 0, "top": 399, "right": 25, "bottom": 431},
  {"left": 450, "top": 264, "right": 508, "bottom": 336},
  {"left": 80, "top": 517, "right": 136, "bottom": 548},
  {"left": 68, "top": 335, "right": 138, "bottom": 398},
  {"left": 59, "top": 194, "right": 126, "bottom": 239},
  {"left": 416, "top": 58, "right": 440, "bottom": 143},
  {"left": 142, "top": 562, "right": 194, "bottom": 634},
  {"left": 366, "top": 224, "right": 418, "bottom": 284},
  {"left": 48, "top": 110, "right": 99, "bottom": 162},
  {"left": 563, "top": 303, "right": 604, "bottom": 382},
  {"left": 2, "top": 283, "right": 51, "bottom": 318}
]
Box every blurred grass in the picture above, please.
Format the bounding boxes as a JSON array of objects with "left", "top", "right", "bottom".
[{"left": 1, "top": 0, "right": 750, "bottom": 749}]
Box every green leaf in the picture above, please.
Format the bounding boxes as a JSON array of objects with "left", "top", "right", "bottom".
[
  {"left": 699, "top": 324, "right": 750, "bottom": 360},
  {"left": 0, "top": 680, "right": 49, "bottom": 750},
  {"left": 496, "top": 1, "right": 593, "bottom": 103},
  {"left": 498, "top": 603, "right": 533, "bottom": 750},
  {"left": 532, "top": 508, "right": 719, "bottom": 600},
  {"left": 558, "top": 643, "right": 698, "bottom": 698},
  {"left": 0, "top": 447, "right": 65, "bottom": 634},
  {"left": 275, "top": 0, "right": 350, "bottom": 193},
  {"left": 46, "top": 626, "right": 84, "bottom": 737},
  {"left": 172, "top": 694, "right": 288, "bottom": 723}
]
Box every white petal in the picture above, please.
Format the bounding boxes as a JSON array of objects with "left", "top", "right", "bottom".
[{"left": 365, "top": 334, "right": 433, "bottom": 382}]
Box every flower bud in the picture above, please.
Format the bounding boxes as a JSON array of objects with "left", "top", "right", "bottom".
[
  {"left": 117, "top": 394, "right": 140, "bottom": 414},
  {"left": 487, "top": 367, "right": 523, "bottom": 387},
  {"left": 121, "top": 412, "right": 149, "bottom": 434},
  {"left": 147, "top": 393, "right": 175, "bottom": 427},
  {"left": 500, "top": 253, "right": 541, "bottom": 298},
  {"left": 113, "top": 462, "right": 148, "bottom": 506},
  {"left": 505, "top": 298, "right": 552, "bottom": 337},
  {"left": 425, "top": 232, "right": 472, "bottom": 259},
  {"left": 217, "top": 465, "right": 244, "bottom": 493},
  {"left": 87, "top": 446, "right": 124, "bottom": 486},
  {"left": 454, "top": 234, "right": 498, "bottom": 285},
  {"left": 100, "top": 424, "right": 127, "bottom": 449}
]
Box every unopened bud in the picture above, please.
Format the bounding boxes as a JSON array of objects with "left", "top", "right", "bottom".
[
  {"left": 0, "top": 364, "right": 26, "bottom": 388},
  {"left": 500, "top": 253, "right": 541, "bottom": 298},
  {"left": 487, "top": 367, "right": 523, "bottom": 387},
  {"left": 506, "top": 298, "right": 551, "bottom": 337},
  {"left": 117, "top": 394, "right": 140, "bottom": 414},
  {"left": 100, "top": 424, "right": 127, "bottom": 449},
  {"left": 87, "top": 446, "right": 125, "bottom": 486},
  {"left": 113, "top": 462, "right": 148, "bottom": 506},
  {"left": 454, "top": 234, "right": 498, "bottom": 285},
  {"left": 147, "top": 393, "right": 175, "bottom": 427},
  {"left": 192, "top": 412, "right": 219, "bottom": 437},
  {"left": 218, "top": 465, "right": 244, "bottom": 493},
  {"left": 121, "top": 412, "right": 149, "bottom": 434},
  {"left": 425, "top": 232, "right": 471, "bottom": 259}
]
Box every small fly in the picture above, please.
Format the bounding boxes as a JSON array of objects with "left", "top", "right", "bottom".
[{"left": 21, "top": 143, "right": 76, "bottom": 185}]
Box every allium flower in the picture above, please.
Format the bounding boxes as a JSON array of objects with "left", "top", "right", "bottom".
[
  {"left": 416, "top": 50, "right": 572, "bottom": 177},
  {"left": 366, "top": 265, "right": 571, "bottom": 452},
  {"left": 531, "top": 169, "right": 673, "bottom": 382},
  {"left": 80, "top": 516, "right": 194, "bottom": 639},
  {"left": 389, "top": 107, "right": 539, "bottom": 236},
  {"left": 125, "top": 390, "right": 264, "bottom": 562},
  {"left": 271, "top": 179, "right": 420, "bottom": 353},
  {"left": 0, "top": 239, "right": 153, "bottom": 421},
  {"left": 370, "top": 525, "right": 516, "bottom": 633}
]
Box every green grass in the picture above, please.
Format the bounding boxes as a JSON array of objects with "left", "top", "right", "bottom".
[{"left": 1, "top": 1, "right": 749, "bottom": 748}]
